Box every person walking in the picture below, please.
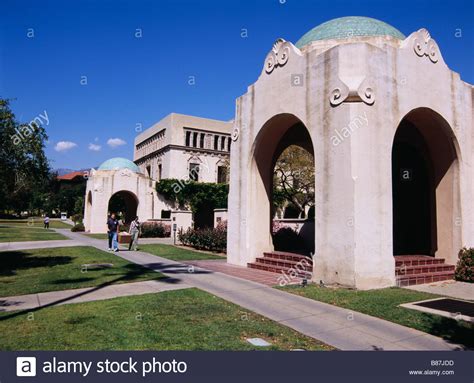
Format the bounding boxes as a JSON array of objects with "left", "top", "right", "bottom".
[
  {"left": 107, "top": 213, "right": 120, "bottom": 252},
  {"left": 43, "top": 215, "right": 50, "bottom": 229},
  {"left": 128, "top": 216, "right": 141, "bottom": 251}
]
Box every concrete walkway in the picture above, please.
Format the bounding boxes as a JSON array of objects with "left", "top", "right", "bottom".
[
  {"left": 0, "top": 239, "right": 82, "bottom": 252},
  {"left": 407, "top": 280, "right": 474, "bottom": 301},
  {"left": 0, "top": 280, "right": 190, "bottom": 313},
  {"left": 52, "top": 229, "right": 464, "bottom": 351}
]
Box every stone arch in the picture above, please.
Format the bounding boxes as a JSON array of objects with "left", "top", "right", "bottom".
[
  {"left": 391, "top": 107, "right": 461, "bottom": 260},
  {"left": 248, "top": 113, "right": 315, "bottom": 257},
  {"left": 108, "top": 190, "right": 139, "bottom": 224},
  {"left": 85, "top": 191, "right": 92, "bottom": 229}
]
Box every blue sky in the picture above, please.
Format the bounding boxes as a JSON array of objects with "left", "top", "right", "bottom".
[{"left": 1, "top": 0, "right": 473, "bottom": 170}]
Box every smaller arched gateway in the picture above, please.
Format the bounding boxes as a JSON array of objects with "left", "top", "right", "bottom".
[
  {"left": 108, "top": 190, "right": 139, "bottom": 224},
  {"left": 84, "top": 157, "right": 162, "bottom": 233}
]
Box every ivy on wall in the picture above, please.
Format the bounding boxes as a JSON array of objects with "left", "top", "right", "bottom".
[{"left": 156, "top": 179, "right": 228, "bottom": 213}]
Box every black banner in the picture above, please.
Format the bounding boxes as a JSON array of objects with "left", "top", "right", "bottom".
[{"left": 1, "top": 351, "right": 472, "bottom": 382}]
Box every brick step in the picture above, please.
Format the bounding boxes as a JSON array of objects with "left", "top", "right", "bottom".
[
  {"left": 262, "top": 251, "right": 312, "bottom": 263},
  {"left": 394, "top": 256, "right": 445, "bottom": 267},
  {"left": 395, "top": 264, "right": 455, "bottom": 276},
  {"left": 396, "top": 270, "right": 455, "bottom": 286},
  {"left": 248, "top": 262, "right": 312, "bottom": 278},
  {"left": 254, "top": 257, "right": 313, "bottom": 271}
]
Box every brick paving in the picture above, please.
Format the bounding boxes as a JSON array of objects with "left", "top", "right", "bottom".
[{"left": 185, "top": 259, "right": 304, "bottom": 287}]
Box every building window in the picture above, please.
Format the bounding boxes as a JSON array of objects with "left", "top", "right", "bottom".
[
  {"left": 185, "top": 131, "right": 191, "bottom": 146},
  {"left": 161, "top": 210, "right": 171, "bottom": 219},
  {"left": 158, "top": 163, "right": 162, "bottom": 180},
  {"left": 217, "top": 166, "right": 228, "bottom": 183},
  {"left": 220, "top": 136, "right": 225, "bottom": 151},
  {"left": 227, "top": 137, "right": 231, "bottom": 152},
  {"left": 214, "top": 135, "right": 219, "bottom": 151},
  {"left": 199, "top": 133, "right": 204, "bottom": 148},
  {"left": 193, "top": 132, "right": 198, "bottom": 147},
  {"left": 189, "top": 163, "right": 200, "bottom": 181},
  {"left": 146, "top": 165, "right": 151, "bottom": 177}
]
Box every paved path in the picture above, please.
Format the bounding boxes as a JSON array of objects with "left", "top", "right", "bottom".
[
  {"left": 51, "top": 229, "right": 464, "bottom": 351},
  {"left": 186, "top": 259, "right": 302, "bottom": 286},
  {"left": 0, "top": 280, "right": 190, "bottom": 313},
  {"left": 136, "top": 237, "right": 174, "bottom": 245},
  {"left": 407, "top": 280, "right": 474, "bottom": 301},
  {"left": 0, "top": 239, "right": 82, "bottom": 252}
]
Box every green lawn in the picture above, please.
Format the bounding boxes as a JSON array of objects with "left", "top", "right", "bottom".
[
  {"left": 280, "top": 285, "right": 474, "bottom": 348},
  {"left": 0, "top": 246, "right": 165, "bottom": 297},
  {"left": 0, "top": 288, "right": 332, "bottom": 350},
  {"left": 0, "top": 225, "right": 67, "bottom": 242},
  {"left": 140, "top": 244, "right": 224, "bottom": 261},
  {"left": 0, "top": 219, "right": 72, "bottom": 229}
]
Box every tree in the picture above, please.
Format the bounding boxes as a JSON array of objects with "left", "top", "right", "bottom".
[
  {"left": 0, "top": 99, "right": 52, "bottom": 215},
  {"left": 273, "top": 145, "right": 315, "bottom": 218}
]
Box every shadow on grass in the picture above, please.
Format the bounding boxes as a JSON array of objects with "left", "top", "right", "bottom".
[
  {"left": 0, "top": 251, "right": 73, "bottom": 277},
  {"left": 0, "top": 262, "right": 188, "bottom": 321},
  {"left": 428, "top": 316, "right": 474, "bottom": 349}
]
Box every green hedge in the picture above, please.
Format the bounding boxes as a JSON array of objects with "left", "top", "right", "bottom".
[
  {"left": 140, "top": 222, "right": 171, "bottom": 238},
  {"left": 178, "top": 224, "right": 226, "bottom": 252},
  {"left": 71, "top": 223, "right": 85, "bottom": 232}
]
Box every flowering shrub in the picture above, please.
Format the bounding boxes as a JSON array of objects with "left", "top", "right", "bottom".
[
  {"left": 140, "top": 222, "right": 171, "bottom": 238},
  {"left": 455, "top": 247, "right": 474, "bottom": 283},
  {"left": 178, "top": 223, "right": 226, "bottom": 252},
  {"left": 272, "top": 220, "right": 283, "bottom": 235}
]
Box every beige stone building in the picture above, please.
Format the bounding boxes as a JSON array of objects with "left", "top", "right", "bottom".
[
  {"left": 227, "top": 16, "right": 474, "bottom": 289},
  {"left": 84, "top": 113, "right": 232, "bottom": 233},
  {"left": 134, "top": 113, "right": 232, "bottom": 183}
]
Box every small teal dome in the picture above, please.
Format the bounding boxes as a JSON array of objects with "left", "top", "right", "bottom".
[
  {"left": 98, "top": 157, "right": 140, "bottom": 173},
  {"left": 295, "top": 16, "right": 405, "bottom": 48}
]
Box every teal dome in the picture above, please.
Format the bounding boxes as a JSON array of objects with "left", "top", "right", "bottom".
[
  {"left": 98, "top": 157, "right": 140, "bottom": 173},
  {"left": 295, "top": 16, "right": 405, "bottom": 48}
]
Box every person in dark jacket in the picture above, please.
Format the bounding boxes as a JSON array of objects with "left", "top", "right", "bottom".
[{"left": 107, "top": 213, "right": 120, "bottom": 252}]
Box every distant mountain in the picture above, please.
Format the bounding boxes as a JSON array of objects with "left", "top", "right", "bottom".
[{"left": 54, "top": 167, "right": 96, "bottom": 176}]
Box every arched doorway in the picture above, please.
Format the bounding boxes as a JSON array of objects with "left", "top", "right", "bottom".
[
  {"left": 85, "top": 191, "right": 92, "bottom": 229},
  {"left": 251, "top": 114, "right": 315, "bottom": 256},
  {"left": 108, "top": 190, "right": 139, "bottom": 224},
  {"left": 392, "top": 108, "right": 460, "bottom": 258}
]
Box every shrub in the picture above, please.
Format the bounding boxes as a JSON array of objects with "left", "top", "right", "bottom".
[
  {"left": 455, "top": 247, "right": 474, "bottom": 283},
  {"left": 71, "top": 223, "right": 85, "bottom": 232},
  {"left": 272, "top": 226, "right": 309, "bottom": 254},
  {"left": 178, "top": 224, "right": 227, "bottom": 252},
  {"left": 140, "top": 222, "right": 171, "bottom": 238}
]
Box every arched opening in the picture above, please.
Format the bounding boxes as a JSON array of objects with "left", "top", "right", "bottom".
[
  {"left": 392, "top": 108, "right": 460, "bottom": 258},
  {"left": 85, "top": 191, "right": 92, "bottom": 229},
  {"left": 108, "top": 190, "right": 139, "bottom": 224},
  {"left": 251, "top": 114, "right": 315, "bottom": 256}
]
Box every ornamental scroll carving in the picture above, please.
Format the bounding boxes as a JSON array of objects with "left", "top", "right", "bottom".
[
  {"left": 231, "top": 126, "right": 240, "bottom": 142},
  {"left": 412, "top": 28, "right": 439, "bottom": 63},
  {"left": 329, "top": 76, "right": 375, "bottom": 107},
  {"left": 264, "top": 38, "right": 290, "bottom": 74}
]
